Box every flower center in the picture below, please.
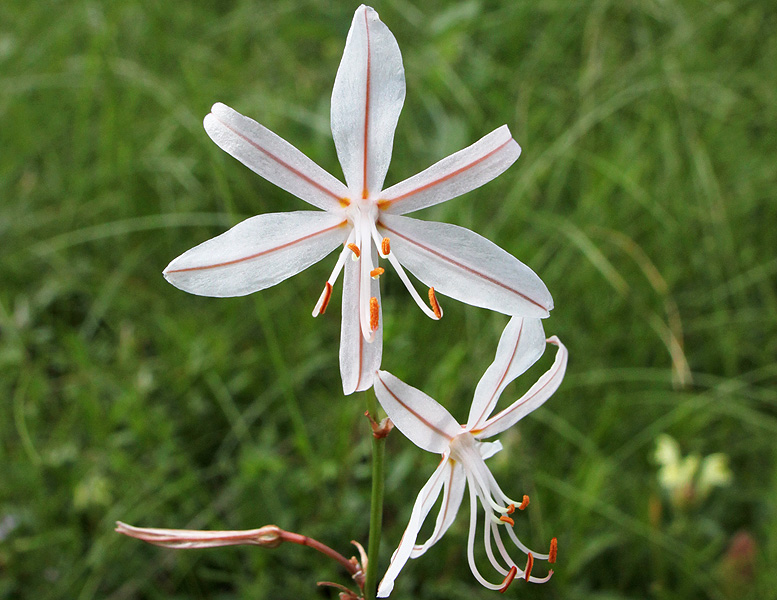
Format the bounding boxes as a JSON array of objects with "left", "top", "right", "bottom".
[{"left": 345, "top": 196, "right": 379, "bottom": 229}]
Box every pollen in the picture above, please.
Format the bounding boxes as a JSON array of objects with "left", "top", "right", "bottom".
[
  {"left": 548, "top": 537, "right": 558, "bottom": 564},
  {"left": 370, "top": 267, "right": 385, "bottom": 279},
  {"left": 381, "top": 237, "right": 391, "bottom": 255},
  {"left": 524, "top": 553, "right": 534, "bottom": 581},
  {"left": 518, "top": 495, "right": 530, "bottom": 510},
  {"left": 498, "top": 566, "right": 518, "bottom": 593},
  {"left": 506, "top": 503, "right": 515, "bottom": 514},
  {"left": 315, "top": 282, "right": 333, "bottom": 315},
  {"left": 499, "top": 515, "right": 515, "bottom": 527},
  {"left": 370, "top": 297, "right": 380, "bottom": 331},
  {"left": 428, "top": 287, "right": 442, "bottom": 319},
  {"left": 347, "top": 243, "right": 360, "bottom": 259}
]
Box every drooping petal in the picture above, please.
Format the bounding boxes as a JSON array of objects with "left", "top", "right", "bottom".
[
  {"left": 466, "top": 317, "right": 546, "bottom": 430},
  {"left": 377, "top": 458, "right": 451, "bottom": 598},
  {"left": 204, "top": 103, "right": 350, "bottom": 212},
  {"left": 379, "top": 214, "right": 553, "bottom": 318},
  {"left": 410, "top": 461, "right": 466, "bottom": 558},
  {"left": 474, "top": 336, "right": 568, "bottom": 439},
  {"left": 339, "top": 244, "right": 382, "bottom": 395},
  {"left": 164, "top": 211, "right": 347, "bottom": 297},
  {"left": 478, "top": 439, "right": 503, "bottom": 461},
  {"left": 331, "top": 5, "right": 405, "bottom": 196},
  {"left": 379, "top": 126, "right": 521, "bottom": 215},
  {"left": 374, "top": 370, "right": 459, "bottom": 453}
]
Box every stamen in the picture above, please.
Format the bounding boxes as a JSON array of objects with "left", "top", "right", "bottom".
[
  {"left": 347, "top": 243, "right": 360, "bottom": 259},
  {"left": 370, "top": 267, "right": 385, "bottom": 279},
  {"left": 498, "top": 566, "right": 518, "bottom": 593},
  {"left": 381, "top": 237, "right": 391, "bottom": 256},
  {"left": 548, "top": 538, "right": 557, "bottom": 564},
  {"left": 428, "top": 287, "right": 442, "bottom": 319},
  {"left": 499, "top": 515, "right": 515, "bottom": 527},
  {"left": 313, "top": 282, "right": 333, "bottom": 316},
  {"left": 518, "top": 495, "right": 530, "bottom": 510},
  {"left": 506, "top": 503, "right": 515, "bottom": 514},
  {"left": 370, "top": 297, "right": 379, "bottom": 332},
  {"left": 524, "top": 553, "right": 534, "bottom": 581}
]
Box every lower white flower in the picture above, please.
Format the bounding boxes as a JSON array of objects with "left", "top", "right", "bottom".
[{"left": 373, "top": 316, "right": 567, "bottom": 596}]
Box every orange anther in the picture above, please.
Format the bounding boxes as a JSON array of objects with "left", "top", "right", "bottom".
[
  {"left": 506, "top": 503, "right": 515, "bottom": 514},
  {"left": 499, "top": 515, "right": 515, "bottom": 527},
  {"left": 370, "top": 297, "right": 379, "bottom": 331},
  {"left": 381, "top": 237, "right": 391, "bottom": 255},
  {"left": 518, "top": 495, "right": 530, "bottom": 510},
  {"left": 347, "top": 243, "right": 360, "bottom": 258},
  {"left": 370, "top": 267, "right": 385, "bottom": 279},
  {"left": 317, "top": 282, "right": 333, "bottom": 315},
  {"left": 498, "top": 566, "right": 518, "bottom": 593},
  {"left": 548, "top": 537, "right": 557, "bottom": 564},
  {"left": 428, "top": 287, "right": 442, "bottom": 319},
  {"left": 524, "top": 553, "right": 534, "bottom": 581}
]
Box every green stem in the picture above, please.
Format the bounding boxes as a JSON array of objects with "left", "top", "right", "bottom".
[{"left": 364, "top": 390, "right": 386, "bottom": 600}]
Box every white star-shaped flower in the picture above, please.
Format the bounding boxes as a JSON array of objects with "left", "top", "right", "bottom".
[
  {"left": 164, "top": 5, "right": 552, "bottom": 394},
  {"left": 373, "top": 317, "right": 567, "bottom": 595}
]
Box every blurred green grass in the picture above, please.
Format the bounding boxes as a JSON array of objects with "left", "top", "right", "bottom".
[{"left": 1, "top": 0, "right": 776, "bottom": 598}]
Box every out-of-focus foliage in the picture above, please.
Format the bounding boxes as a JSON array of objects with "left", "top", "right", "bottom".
[{"left": 1, "top": 1, "right": 775, "bottom": 599}]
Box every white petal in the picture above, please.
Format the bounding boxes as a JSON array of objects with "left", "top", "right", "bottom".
[
  {"left": 204, "top": 103, "right": 349, "bottom": 212},
  {"left": 331, "top": 5, "right": 405, "bottom": 196},
  {"left": 339, "top": 244, "right": 382, "bottom": 394},
  {"left": 475, "top": 336, "right": 568, "bottom": 438},
  {"left": 410, "top": 462, "right": 466, "bottom": 558},
  {"left": 466, "top": 317, "right": 546, "bottom": 430},
  {"left": 379, "top": 214, "right": 553, "bottom": 318},
  {"left": 478, "top": 440, "right": 503, "bottom": 461},
  {"left": 373, "top": 370, "right": 459, "bottom": 453},
  {"left": 379, "top": 126, "right": 520, "bottom": 215},
  {"left": 377, "top": 458, "right": 450, "bottom": 597},
  {"left": 164, "top": 211, "right": 347, "bottom": 297}
]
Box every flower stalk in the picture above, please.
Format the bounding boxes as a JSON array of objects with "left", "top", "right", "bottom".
[{"left": 364, "top": 391, "right": 388, "bottom": 600}]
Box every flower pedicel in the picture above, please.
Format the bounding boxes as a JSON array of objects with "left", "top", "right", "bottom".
[{"left": 163, "top": 5, "right": 552, "bottom": 395}]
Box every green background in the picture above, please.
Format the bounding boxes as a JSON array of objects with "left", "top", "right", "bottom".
[{"left": 1, "top": 0, "right": 775, "bottom": 598}]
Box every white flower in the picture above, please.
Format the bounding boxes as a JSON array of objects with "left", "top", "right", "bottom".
[
  {"left": 373, "top": 317, "right": 567, "bottom": 595},
  {"left": 163, "top": 5, "right": 552, "bottom": 394}
]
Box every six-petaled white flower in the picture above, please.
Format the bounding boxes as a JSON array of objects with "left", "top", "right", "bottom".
[
  {"left": 163, "top": 5, "right": 552, "bottom": 394},
  {"left": 373, "top": 317, "right": 567, "bottom": 596}
]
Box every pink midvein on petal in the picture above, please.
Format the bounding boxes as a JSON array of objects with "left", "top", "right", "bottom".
[
  {"left": 213, "top": 115, "right": 346, "bottom": 204},
  {"left": 362, "top": 8, "right": 371, "bottom": 199},
  {"left": 166, "top": 221, "right": 347, "bottom": 273},
  {"left": 377, "top": 222, "right": 548, "bottom": 312},
  {"left": 471, "top": 320, "right": 524, "bottom": 427},
  {"left": 376, "top": 372, "right": 453, "bottom": 441},
  {"left": 479, "top": 347, "right": 565, "bottom": 433},
  {"left": 379, "top": 138, "right": 513, "bottom": 209}
]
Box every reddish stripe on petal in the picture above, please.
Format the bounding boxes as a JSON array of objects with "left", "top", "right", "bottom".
[
  {"left": 212, "top": 116, "right": 347, "bottom": 204},
  {"left": 362, "top": 8, "right": 371, "bottom": 199},
  {"left": 378, "top": 138, "right": 513, "bottom": 209},
  {"left": 378, "top": 221, "right": 548, "bottom": 312},
  {"left": 166, "top": 221, "right": 347, "bottom": 273},
  {"left": 376, "top": 372, "right": 453, "bottom": 441}
]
